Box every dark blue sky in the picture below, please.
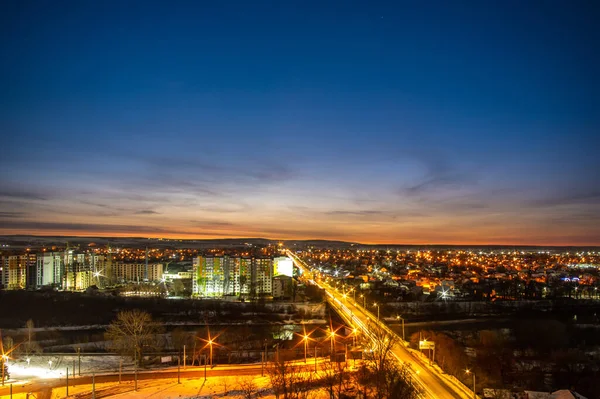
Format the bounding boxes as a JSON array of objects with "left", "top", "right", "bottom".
[{"left": 1, "top": 0, "right": 599, "bottom": 244}]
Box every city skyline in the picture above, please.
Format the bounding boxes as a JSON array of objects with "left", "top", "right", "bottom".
[{"left": 1, "top": 1, "right": 599, "bottom": 245}]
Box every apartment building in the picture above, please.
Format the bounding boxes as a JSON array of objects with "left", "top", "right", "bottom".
[{"left": 192, "top": 256, "right": 274, "bottom": 298}]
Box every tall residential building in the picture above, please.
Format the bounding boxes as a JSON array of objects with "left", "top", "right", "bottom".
[
  {"left": 192, "top": 256, "right": 273, "bottom": 298},
  {"left": 0, "top": 256, "right": 9, "bottom": 288},
  {"left": 7, "top": 254, "right": 36, "bottom": 290},
  {"left": 252, "top": 257, "right": 273, "bottom": 296},
  {"left": 36, "top": 251, "right": 64, "bottom": 288},
  {"left": 114, "top": 262, "right": 163, "bottom": 283}
]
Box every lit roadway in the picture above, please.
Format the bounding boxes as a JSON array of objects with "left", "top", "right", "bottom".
[
  {"left": 287, "top": 250, "right": 474, "bottom": 399},
  {"left": 0, "top": 361, "right": 322, "bottom": 396}
]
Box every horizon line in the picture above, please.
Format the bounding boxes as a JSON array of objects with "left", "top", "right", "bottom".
[{"left": 0, "top": 234, "right": 598, "bottom": 248}]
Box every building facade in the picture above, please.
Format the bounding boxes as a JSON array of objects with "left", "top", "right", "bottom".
[
  {"left": 6, "top": 254, "right": 36, "bottom": 290},
  {"left": 114, "top": 262, "right": 163, "bottom": 283},
  {"left": 192, "top": 256, "right": 274, "bottom": 298}
]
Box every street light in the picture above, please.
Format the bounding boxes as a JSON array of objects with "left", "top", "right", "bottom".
[
  {"left": 303, "top": 335, "right": 309, "bottom": 363},
  {"left": 208, "top": 339, "right": 214, "bottom": 367},
  {"left": 396, "top": 315, "right": 405, "bottom": 341},
  {"left": 329, "top": 331, "right": 336, "bottom": 354},
  {"left": 373, "top": 302, "right": 380, "bottom": 321},
  {"left": 465, "top": 369, "right": 476, "bottom": 399},
  {"left": 360, "top": 294, "right": 365, "bottom": 308},
  {"left": 352, "top": 328, "right": 358, "bottom": 346}
]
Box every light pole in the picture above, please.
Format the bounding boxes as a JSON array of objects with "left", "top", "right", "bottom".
[
  {"left": 352, "top": 328, "right": 358, "bottom": 347},
  {"left": 373, "top": 302, "right": 380, "bottom": 322},
  {"left": 329, "top": 331, "right": 336, "bottom": 355},
  {"left": 396, "top": 315, "right": 405, "bottom": 341},
  {"left": 360, "top": 294, "right": 365, "bottom": 308},
  {"left": 465, "top": 369, "right": 476, "bottom": 399},
  {"left": 303, "top": 335, "right": 309, "bottom": 363},
  {"left": 208, "top": 339, "right": 213, "bottom": 368}
]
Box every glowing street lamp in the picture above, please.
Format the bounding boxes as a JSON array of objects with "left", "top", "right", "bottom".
[
  {"left": 329, "top": 331, "right": 336, "bottom": 354},
  {"left": 373, "top": 302, "right": 380, "bottom": 321},
  {"left": 303, "top": 335, "right": 309, "bottom": 363},
  {"left": 396, "top": 315, "right": 405, "bottom": 341},
  {"left": 465, "top": 369, "right": 476, "bottom": 399},
  {"left": 352, "top": 328, "right": 358, "bottom": 346}
]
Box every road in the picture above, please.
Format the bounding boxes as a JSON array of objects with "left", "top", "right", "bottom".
[
  {"left": 287, "top": 250, "right": 474, "bottom": 399},
  {"left": 0, "top": 360, "right": 322, "bottom": 396}
]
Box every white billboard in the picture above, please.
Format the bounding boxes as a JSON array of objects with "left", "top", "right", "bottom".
[{"left": 274, "top": 257, "right": 294, "bottom": 277}]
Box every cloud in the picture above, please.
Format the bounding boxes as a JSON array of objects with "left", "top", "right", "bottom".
[
  {"left": 191, "top": 220, "right": 236, "bottom": 228},
  {"left": 135, "top": 210, "right": 160, "bottom": 215},
  {"left": 0, "top": 221, "right": 172, "bottom": 234},
  {"left": 0, "top": 188, "right": 47, "bottom": 201},
  {"left": 325, "top": 210, "right": 385, "bottom": 216},
  {"left": 0, "top": 211, "right": 26, "bottom": 218},
  {"left": 529, "top": 189, "right": 600, "bottom": 207}
]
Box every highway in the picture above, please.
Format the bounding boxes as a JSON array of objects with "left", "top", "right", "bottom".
[{"left": 287, "top": 250, "right": 474, "bottom": 399}]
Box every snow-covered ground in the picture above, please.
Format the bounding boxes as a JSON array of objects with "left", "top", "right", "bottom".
[
  {"left": 6, "top": 354, "right": 137, "bottom": 383},
  {"left": 0, "top": 373, "right": 336, "bottom": 399},
  {"left": 1, "top": 375, "right": 277, "bottom": 399}
]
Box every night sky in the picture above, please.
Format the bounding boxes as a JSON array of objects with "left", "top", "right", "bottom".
[{"left": 1, "top": 1, "right": 599, "bottom": 245}]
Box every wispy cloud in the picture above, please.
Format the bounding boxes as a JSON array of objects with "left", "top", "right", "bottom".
[
  {"left": 0, "top": 187, "right": 48, "bottom": 201},
  {"left": 135, "top": 210, "right": 160, "bottom": 215},
  {"left": 0, "top": 211, "right": 26, "bottom": 218},
  {"left": 0, "top": 221, "right": 171, "bottom": 234}
]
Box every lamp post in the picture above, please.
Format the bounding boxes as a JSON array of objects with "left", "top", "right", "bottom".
[
  {"left": 465, "top": 369, "right": 476, "bottom": 399},
  {"left": 329, "top": 331, "right": 336, "bottom": 355},
  {"left": 352, "top": 328, "right": 358, "bottom": 347},
  {"left": 360, "top": 294, "right": 365, "bottom": 308},
  {"left": 208, "top": 339, "right": 214, "bottom": 368},
  {"left": 303, "top": 335, "right": 309, "bottom": 363},
  {"left": 396, "top": 315, "right": 405, "bottom": 341},
  {"left": 373, "top": 302, "right": 380, "bottom": 322}
]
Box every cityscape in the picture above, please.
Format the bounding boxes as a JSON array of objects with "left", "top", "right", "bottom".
[{"left": 1, "top": 1, "right": 598, "bottom": 399}]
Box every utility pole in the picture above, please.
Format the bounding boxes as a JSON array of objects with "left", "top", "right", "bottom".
[
  {"left": 314, "top": 346, "right": 318, "bottom": 373},
  {"left": 77, "top": 347, "right": 81, "bottom": 376},
  {"left": 66, "top": 367, "right": 69, "bottom": 396}
]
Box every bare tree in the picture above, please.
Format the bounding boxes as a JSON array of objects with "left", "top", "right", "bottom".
[
  {"left": 359, "top": 322, "right": 419, "bottom": 399},
  {"left": 105, "top": 310, "right": 164, "bottom": 366},
  {"left": 238, "top": 377, "right": 258, "bottom": 399},
  {"left": 268, "top": 361, "right": 314, "bottom": 399},
  {"left": 23, "top": 319, "right": 41, "bottom": 357},
  {"left": 320, "top": 358, "right": 354, "bottom": 399}
]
